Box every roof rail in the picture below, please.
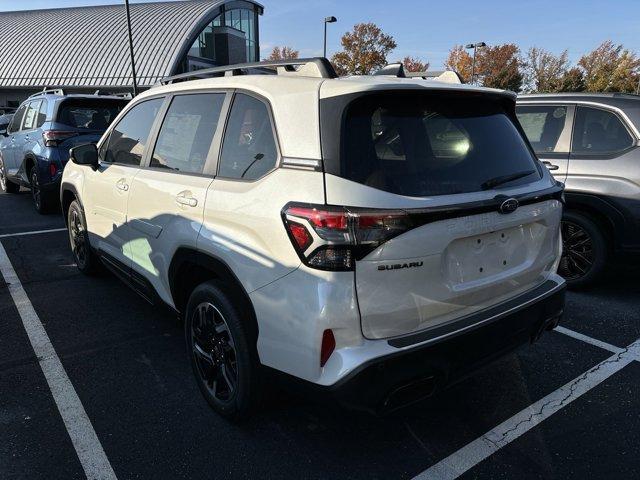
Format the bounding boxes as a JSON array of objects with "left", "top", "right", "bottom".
[
  {"left": 158, "top": 57, "right": 338, "bottom": 85},
  {"left": 29, "top": 88, "right": 65, "bottom": 99}
]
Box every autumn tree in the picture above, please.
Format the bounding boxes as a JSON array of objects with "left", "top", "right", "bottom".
[
  {"left": 331, "top": 23, "right": 397, "bottom": 76},
  {"left": 524, "top": 47, "right": 570, "bottom": 92},
  {"left": 558, "top": 67, "right": 586, "bottom": 92},
  {"left": 402, "top": 56, "right": 429, "bottom": 72},
  {"left": 445, "top": 45, "right": 473, "bottom": 83},
  {"left": 477, "top": 43, "right": 524, "bottom": 92},
  {"left": 578, "top": 40, "right": 640, "bottom": 92},
  {"left": 266, "top": 46, "right": 299, "bottom": 61}
]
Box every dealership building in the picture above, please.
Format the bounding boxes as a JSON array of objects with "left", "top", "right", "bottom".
[{"left": 0, "top": 0, "right": 263, "bottom": 107}]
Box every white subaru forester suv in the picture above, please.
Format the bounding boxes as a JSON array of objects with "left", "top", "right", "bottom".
[{"left": 61, "top": 58, "right": 565, "bottom": 419}]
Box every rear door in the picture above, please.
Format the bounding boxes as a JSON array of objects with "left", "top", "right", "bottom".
[
  {"left": 321, "top": 89, "right": 563, "bottom": 340},
  {"left": 516, "top": 103, "right": 573, "bottom": 181},
  {"left": 126, "top": 92, "right": 228, "bottom": 306}
]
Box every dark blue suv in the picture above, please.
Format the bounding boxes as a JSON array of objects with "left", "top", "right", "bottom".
[{"left": 0, "top": 90, "right": 129, "bottom": 213}]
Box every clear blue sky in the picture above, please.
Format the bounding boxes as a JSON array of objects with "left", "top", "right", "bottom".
[{"left": 4, "top": 0, "right": 639, "bottom": 69}]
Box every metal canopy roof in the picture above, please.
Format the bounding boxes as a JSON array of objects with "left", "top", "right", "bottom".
[{"left": 0, "top": 0, "right": 257, "bottom": 89}]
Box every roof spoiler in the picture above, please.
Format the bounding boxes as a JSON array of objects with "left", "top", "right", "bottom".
[
  {"left": 158, "top": 57, "right": 338, "bottom": 86},
  {"left": 374, "top": 63, "right": 463, "bottom": 84}
]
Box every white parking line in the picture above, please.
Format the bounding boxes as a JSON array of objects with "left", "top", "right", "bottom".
[
  {"left": 413, "top": 338, "right": 640, "bottom": 480},
  {"left": 554, "top": 325, "right": 625, "bottom": 354},
  {"left": 0, "top": 241, "right": 117, "bottom": 480},
  {"left": 0, "top": 227, "right": 67, "bottom": 239}
]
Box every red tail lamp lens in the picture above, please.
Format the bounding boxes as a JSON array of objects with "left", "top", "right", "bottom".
[
  {"left": 49, "top": 163, "right": 57, "bottom": 177},
  {"left": 288, "top": 221, "right": 312, "bottom": 251},
  {"left": 320, "top": 329, "right": 336, "bottom": 367}
]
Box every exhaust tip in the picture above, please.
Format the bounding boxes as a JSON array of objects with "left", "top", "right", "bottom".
[{"left": 382, "top": 376, "right": 437, "bottom": 412}]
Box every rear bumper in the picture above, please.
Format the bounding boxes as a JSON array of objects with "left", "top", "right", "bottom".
[{"left": 273, "top": 278, "right": 565, "bottom": 413}]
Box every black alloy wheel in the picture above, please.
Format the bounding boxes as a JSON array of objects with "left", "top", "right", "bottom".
[
  {"left": 30, "top": 168, "right": 42, "bottom": 212},
  {"left": 191, "top": 302, "right": 239, "bottom": 405},
  {"left": 69, "top": 206, "right": 88, "bottom": 270},
  {"left": 67, "top": 200, "right": 102, "bottom": 275},
  {"left": 185, "top": 281, "right": 262, "bottom": 420},
  {"left": 558, "top": 211, "right": 607, "bottom": 288}
]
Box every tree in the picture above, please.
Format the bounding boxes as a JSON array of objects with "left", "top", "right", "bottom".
[
  {"left": 578, "top": 41, "right": 640, "bottom": 92},
  {"left": 524, "top": 47, "right": 570, "bottom": 93},
  {"left": 477, "top": 43, "right": 524, "bottom": 92},
  {"left": 402, "top": 56, "right": 429, "bottom": 73},
  {"left": 266, "top": 46, "right": 299, "bottom": 61},
  {"left": 445, "top": 45, "right": 473, "bottom": 83},
  {"left": 558, "top": 67, "right": 586, "bottom": 92},
  {"left": 331, "top": 23, "right": 397, "bottom": 76}
]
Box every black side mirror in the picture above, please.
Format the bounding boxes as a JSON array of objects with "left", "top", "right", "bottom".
[{"left": 70, "top": 143, "right": 99, "bottom": 170}]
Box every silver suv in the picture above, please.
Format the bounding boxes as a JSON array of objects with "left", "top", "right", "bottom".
[
  {"left": 517, "top": 93, "right": 640, "bottom": 287},
  {"left": 61, "top": 59, "right": 566, "bottom": 419}
]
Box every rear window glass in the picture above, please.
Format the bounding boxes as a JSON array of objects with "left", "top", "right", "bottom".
[
  {"left": 341, "top": 93, "right": 541, "bottom": 196},
  {"left": 57, "top": 99, "right": 128, "bottom": 131}
]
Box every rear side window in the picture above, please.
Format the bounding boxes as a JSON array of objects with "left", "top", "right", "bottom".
[
  {"left": 104, "top": 98, "right": 163, "bottom": 166},
  {"left": 218, "top": 94, "right": 278, "bottom": 180},
  {"left": 571, "top": 106, "right": 634, "bottom": 155},
  {"left": 150, "top": 93, "right": 224, "bottom": 174},
  {"left": 22, "top": 100, "right": 42, "bottom": 130},
  {"left": 57, "top": 99, "right": 128, "bottom": 131},
  {"left": 341, "top": 92, "right": 541, "bottom": 196},
  {"left": 516, "top": 105, "right": 568, "bottom": 153}
]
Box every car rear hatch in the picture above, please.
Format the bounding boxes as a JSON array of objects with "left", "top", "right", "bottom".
[
  {"left": 316, "top": 86, "right": 563, "bottom": 340},
  {"left": 49, "top": 97, "right": 129, "bottom": 163}
]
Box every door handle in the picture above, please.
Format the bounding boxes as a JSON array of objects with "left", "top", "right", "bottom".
[
  {"left": 115, "top": 179, "right": 129, "bottom": 191},
  {"left": 542, "top": 161, "right": 560, "bottom": 171},
  {"left": 175, "top": 191, "right": 198, "bottom": 207}
]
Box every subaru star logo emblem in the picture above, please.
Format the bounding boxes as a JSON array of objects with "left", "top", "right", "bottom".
[{"left": 499, "top": 198, "right": 519, "bottom": 214}]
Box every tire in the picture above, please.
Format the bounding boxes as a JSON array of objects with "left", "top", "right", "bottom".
[
  {"left": 558, "top": 210, "right": 607, "bottom": 289},
  {"left": 185, "top": 281, "right": 262, "bottom": 420},
  {"left": 30, "top": 167, "right": 52, "bottom": 214},
  {"left": 0, "top": 158, "right": 19, "bottom": 193},
  {"left": 67, "top": 200, "right": 102, "bottom": 275}
]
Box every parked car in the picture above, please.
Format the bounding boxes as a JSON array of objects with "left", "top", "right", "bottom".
[
  {"left": 0, "top": 113, "right": 13, "bottom": 135},
  {"left": 517, "top": 93, "right": 640, "bottom": 287},
  {"left": 0, "top": 90, "right": 129, "bottom": 212},
  {"left": 61, "top": 58, "right": 565, "bottom": 419}
]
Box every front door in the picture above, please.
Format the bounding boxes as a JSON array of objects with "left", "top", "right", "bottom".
[
  {"left": 516, "top": 103, "right": 573, "bottom": 182},
  {"left": 1, "top": 103, "right": 27, "bottom": 176},
  {"left": 126, "top": 92, "right": 227, "bottom": 306},
  {"left": 84, "top": 97, "right": 165, "bottom": 270}
]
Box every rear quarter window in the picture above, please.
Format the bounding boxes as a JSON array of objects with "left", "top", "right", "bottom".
[{"left": 336, "top": 92, "right": 541, "bottom": 197}]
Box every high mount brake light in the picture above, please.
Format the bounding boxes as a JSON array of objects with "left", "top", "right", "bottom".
[
  {"left": 42, "top": 130, "right": 77, "bottom": 147},
  {"left": 282, "top": 204, "right": 412, "bottom": 271}
]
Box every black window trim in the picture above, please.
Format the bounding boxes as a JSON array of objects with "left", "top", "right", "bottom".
[
  {"left": 214, "top": 88, "right": 282, "bottom": 183},
  {"left": 99, "top": 94, "right": 167, "bottom": 169},
  {"left": 141, "top": 89, "right": 234, "bottom": 179},
  {"left": 568, "top": 103, "right": 638, "bottom": 159}
]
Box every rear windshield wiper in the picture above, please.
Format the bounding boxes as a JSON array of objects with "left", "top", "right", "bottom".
[{"left": 481, "top": 170, "right": 536, "bottom": 190}]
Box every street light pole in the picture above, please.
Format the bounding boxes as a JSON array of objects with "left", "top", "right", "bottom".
[
  {"left": 465, "top": 42, "right": 486, "bottom": 85},
  {"left": 124, "top": 0, "right": 138, "bottom": 96},
  {"left": 323, "top": 16, "right": 337, "bottom": 58}
]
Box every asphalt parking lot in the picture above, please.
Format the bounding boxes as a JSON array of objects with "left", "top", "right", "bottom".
[{"left": 1, "top": 189, "right": 640, "bottom": 480}]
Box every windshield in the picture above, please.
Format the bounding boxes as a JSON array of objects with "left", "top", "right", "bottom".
[
  {"left": 57, "top": 99, "right": 128, "bottom": 131},
  {"left": 339, "top": 92, "right": 541, "bottom": 197}
]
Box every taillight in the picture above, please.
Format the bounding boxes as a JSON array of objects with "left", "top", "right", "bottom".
[
  {"left": 320, "top": 329, "right": 336, "bottom": 367},
  {"left": 282, "top": 203, "right": 412, "bottom": 271},
  {"left": 42, "top": 130, "right": 77, "bottom": 147},
  {"left": 49, "top": 163, "right": 57, "bottom": 177}
]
